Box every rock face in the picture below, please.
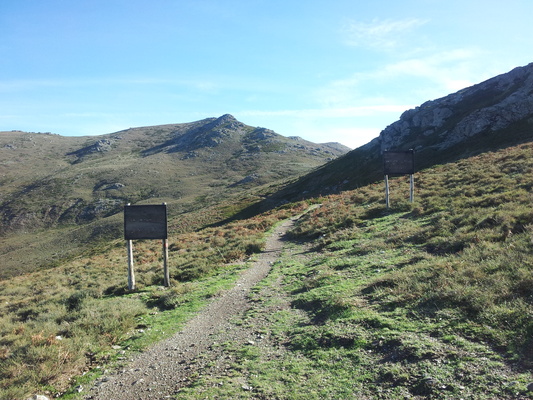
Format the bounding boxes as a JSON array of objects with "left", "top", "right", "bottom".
[
  {"left": 68, "top": 138, "right": 114, "bottom": 160},
  {"left": 269, "top": 62, "right": 533, "bottom": 204},
  {"left": 170, "top": 114, "right": 248, "bottom": 151},
  {"left": 379, "top": 62, "right": 533, "bottom": 152}
]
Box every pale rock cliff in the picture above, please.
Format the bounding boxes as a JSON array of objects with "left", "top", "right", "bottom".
[{"left": 379, "top": 62, "right": 533, "bottom": 152}]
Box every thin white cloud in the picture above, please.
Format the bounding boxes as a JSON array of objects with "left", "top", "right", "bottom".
[
  {"left": 0, "top": 76, "right": 221, "bottom": 93},
  {"left": 240, "top": 105, "right": 412, "bottom": 119},
  {"left": 342, "top": 18, "right": 428, "bottom": 49},
  {"left": 0, "top": 79, "right": 63, "bottom": 92},
  {"left": 316, "top": 47, "right": 485, "bottom": 110},
  {"left": 380, "top": 49, "right": 485, "bottom": 91}
]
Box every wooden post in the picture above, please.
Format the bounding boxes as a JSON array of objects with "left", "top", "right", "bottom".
[
  {"left": 163, "top": 238, "right": 170, "bottom": 287},
  {"left": 410, "top": 174, "right": 415, "bottom": 203},
  {"left": 385, "top": 175, "right": 390, "bottom": 209},
  {"left": 127, "top": 239, "right": 135, "bottom": 291}
]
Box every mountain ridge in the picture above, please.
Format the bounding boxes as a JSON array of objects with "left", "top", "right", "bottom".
[
  {"left": 246, "top": 62, "right": 533, "bottom": 212},
  {"left": 0, "top": 116, "right": 349, "bottom": 278},
  {"left": 0, "top": 114, "right": 349, "bottom": 231},
  {"left": 379, "top": 62, "right": 533, "bottom": 152}
]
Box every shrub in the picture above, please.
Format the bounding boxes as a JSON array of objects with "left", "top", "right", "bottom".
[{"left": 150, "top": 284, "right": 194, "bottom": 310}]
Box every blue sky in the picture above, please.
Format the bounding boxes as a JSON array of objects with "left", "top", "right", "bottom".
[{"left": 1, "top": 0, "right": 532, "bottom": 148}]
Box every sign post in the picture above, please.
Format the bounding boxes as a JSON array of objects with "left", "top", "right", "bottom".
[
  {"left": 163, "top": 238, "right": 169, "bottom": 287},
  {"left": 124, "top": 203, "right": 169, "bottom": 290},
  {"left": 410, "top": 174, "right": 415, "bottom": 203},
  {"left": 383, "top": 149, "right": 415, "bottom": 209},
  {"left": 385, "top": 174, "right": 390, "bottom": 208},
  {"left": 127, "top": 239, "right": 135, "bottom": 290}
]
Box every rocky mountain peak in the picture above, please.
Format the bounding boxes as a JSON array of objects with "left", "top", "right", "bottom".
[
  {"left": 273, "top": 62, "right": 533, "bottom": 204},
  {"left": 164, "top": 114, "right": 248, "bottom": 152},
  {"left": 202, "top": 114, "right": 245, "bottom": 135},
  {"left": 216, "top": 113, "right": 237, "bottom": 123},
  {"left": 378, "top": 62, "right": 533, "bottom": 152}
]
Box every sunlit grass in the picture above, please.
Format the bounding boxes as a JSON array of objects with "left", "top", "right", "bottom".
[
  {"left": 289, "top": 144, "right": 533, "bottom": 362},
  {"left": 0, "top": 202, "right": 306, "bottom": 398},
  {"left": 1, "top": 143, "right": 533, "bottom": 398}
]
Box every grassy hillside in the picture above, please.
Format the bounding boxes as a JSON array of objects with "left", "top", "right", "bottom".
[
  {"left": 179, "top": 142, "right": 533, "bottom": 399},
  {"left": 0, "top": 117, "right": 347, "bottom": 279},
  {"left": 257, "top": 63, "right": 533, "bottom": 208},
  {"left": 1, "top": 142, "right": 532, "bottom": 399},
  {"left": 248, "top": 115, "right": 533, "bottom": 214}
]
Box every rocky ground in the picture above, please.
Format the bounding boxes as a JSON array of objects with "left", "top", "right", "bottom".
[{"left": 84, "top": 216, "right": 301, "bottom": 400}]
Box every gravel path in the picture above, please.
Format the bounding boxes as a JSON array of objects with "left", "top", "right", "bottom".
[{"left": 84, "top": 216, "right": 298, "bottom": 400}]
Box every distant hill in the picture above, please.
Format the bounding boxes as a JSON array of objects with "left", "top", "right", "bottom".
[
  {"left": 253, "top": 62, "right": 533, "bottom": 209},
  {"left": 0, "top": 115, "right": 349, "bottom": 278}
]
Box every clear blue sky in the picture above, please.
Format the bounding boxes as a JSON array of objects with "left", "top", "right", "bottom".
[{"left": 1, "top": 0, "right": 532, "bottom": 148}]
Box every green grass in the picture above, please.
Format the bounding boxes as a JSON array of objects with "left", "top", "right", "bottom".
[
  {"left": 175, "top": 143, "right": 533, "bottom": 399},
  {"left": 0, "top": 200, "right": 305, "bottom": 399},
  {"left": 177, "top": 238, "right": 532, "bottom": 398},
  {"left": 1, "top": 143, "right": 533, "bottom": 399}
]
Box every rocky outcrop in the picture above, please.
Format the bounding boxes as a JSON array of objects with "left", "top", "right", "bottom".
[
  {"left": 162, "top": 114, "right": 248, "bottom": 152},
  {"left": 68, "top": 139, "right": 114, "bottom": 162},
  {"left": 263, "top": 62, "right": 533, "bottom": 206},
  {"left": 379, "top": 62, "right": 533, "bottom": 152}
]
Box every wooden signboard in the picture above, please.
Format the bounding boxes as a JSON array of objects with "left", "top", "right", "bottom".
[
  {"left": 124, "top": 204, "right": 167, "bottom": 240},
  {"left": 383, "top": 150, "right": 415, "bottom": 175},
  {"left": 383, "top": 150, "right": 415, "bottom": 208},
  {"left": 124, "top": 204, "right": 169, "bottom": 290}
]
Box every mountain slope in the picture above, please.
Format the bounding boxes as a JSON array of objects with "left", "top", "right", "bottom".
[
  {"left": 254, "top": 62, "right": 533, "bottom": 209},
  {"left": 0, "top": 115, "right": 349, "bottom": 278},
  {"left": 1, "top": 142, "right": 532, "bottom": 399}
]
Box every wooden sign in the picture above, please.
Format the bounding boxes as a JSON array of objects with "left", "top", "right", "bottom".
[
  {"left": 124, "top": 204, "right": 167, "bottom": 240},
  {"left": 124, "top": 204, "right": 170, "bottom": 290},
  {"left": 383, "top": 150, "right": 415, "bottom": 175},
  {"left": 383, "top": 150, "right": 415, "bottom": 208}
]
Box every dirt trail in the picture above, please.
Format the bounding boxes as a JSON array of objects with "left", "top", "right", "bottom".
[{"left": 85, "top": 216, "right": 299, "bottom": 400}]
